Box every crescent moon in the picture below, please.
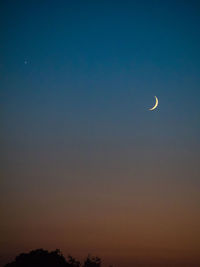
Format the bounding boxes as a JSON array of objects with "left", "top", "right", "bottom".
[{"left": 149, "top": 96, "right": 158, "bottom": 111}]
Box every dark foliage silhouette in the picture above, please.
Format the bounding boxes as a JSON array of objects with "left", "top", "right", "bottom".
[
  {"left": 83, "top": 256, "right": 101, "bottom": 267},
  {"left": 4, "top": 249, "right": 67, "bottom": 267},
  {"left": 4, "top": 249, "right": 102, "bottom": 267},
  {"left": 67, "top": 255, "right": 81, "bottom": 267}
]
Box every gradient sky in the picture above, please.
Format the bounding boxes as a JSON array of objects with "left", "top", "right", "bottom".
[{"left": 1, "top": 1, "right": 200, "bottom": 266}]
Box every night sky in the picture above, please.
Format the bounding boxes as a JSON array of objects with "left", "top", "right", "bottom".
[{"left": 1, "top": 1, "right": 200, "bottom": 266}]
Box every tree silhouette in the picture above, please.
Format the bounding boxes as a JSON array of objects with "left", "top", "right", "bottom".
[
  {"left": 83, "top": 255, "right": 101, "bottom": 267},
  {"left": 4, "top": 249, "right": 103, "bottom": 267},
  {"left": 5, "top": 249, "right": 72, "bottom": 267},
  {"left": 67, "top": 255, "right": 81, "bottom": 267}
]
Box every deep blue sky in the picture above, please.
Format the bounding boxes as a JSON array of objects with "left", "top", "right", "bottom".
[
  {"left": 1, "top": 1, "right": 200, "bottom": 266},
  {"left": 1, "top": 1, "right": 200, "bottom": 143}
]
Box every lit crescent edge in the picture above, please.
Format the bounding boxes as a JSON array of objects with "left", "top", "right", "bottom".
[{"left": 149, "top": 96, "right": 158, "bottom": 110}]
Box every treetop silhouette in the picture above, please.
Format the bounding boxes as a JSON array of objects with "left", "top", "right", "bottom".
[{"left": 4, "top": 249, "right": 104, "bottom": 267}]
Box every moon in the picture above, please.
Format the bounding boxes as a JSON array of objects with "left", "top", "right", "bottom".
[{"left": 149, "top": 96, "right": 159, "bottom": 111}]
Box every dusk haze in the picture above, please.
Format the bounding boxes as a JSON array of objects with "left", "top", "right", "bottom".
[{"left": 1, "top": 1, "right": 200, "bottom": 266}]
